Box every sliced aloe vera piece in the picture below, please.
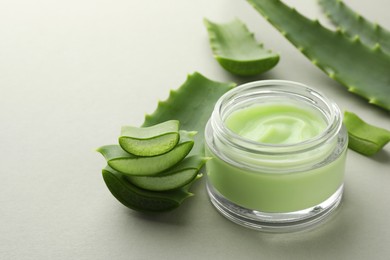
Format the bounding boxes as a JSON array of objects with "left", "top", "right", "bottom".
[
  {"left": 247, "top": 0, "right": 390, "bottom": 111},
  {"left": 102, "top": 166, "right": 193, "bottom": 212},
  {"left": 99, "top": 73, "right": 234, "bottom": 212},
  {"left": 204, "top": 18, "right": 279, "bottom": 76},
  {"left": 343, "top": 111, "right": 390, "bottom": 156},
  {"left": 119, "top": 120, "right": 179, "bottom": 156},
  {"left": 319, "top": 0, "right": 390, "bottom": 54},
  {"left": 97, "top": 131, "right": 195, "bottom": 176},
  {"left": 142, "top": 72, "right": 236, "bottom": 155},
  {"left": 126, "top": 156, "right": 209, "bottom": 191}
]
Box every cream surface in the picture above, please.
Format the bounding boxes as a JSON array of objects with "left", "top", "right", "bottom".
[{"left": 225, "top": 103, "right": 327, "bottom": 144}]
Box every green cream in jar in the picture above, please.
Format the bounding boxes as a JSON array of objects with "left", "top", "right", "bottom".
[
  {"left": 226, "top": 104, "right": 327, "bottom": 145},
  {"left": 205, "top": 80, "right": 348, "bottom": 232}
]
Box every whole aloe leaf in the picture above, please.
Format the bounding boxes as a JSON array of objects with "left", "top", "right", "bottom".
[
  {"left": 143, "top": 72, "right": 236, "bottom": 155},
  {"left": 247, "top": 0, "right": 390, "bottom": 111},
  {"left": 319, "top": 0, "right": 390, "bottom": 54},
  {"left": 204, "top": 18, "right": 280, "bottom": 76}
]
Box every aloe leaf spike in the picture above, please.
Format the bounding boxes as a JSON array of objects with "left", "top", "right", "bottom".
[
  {"left": 204, "top": 18, "right": 280, "bottom": 76},
  {"left": 319, "top": 0, "right": 390, "bottom": 54},
  {"left": 119, "top": 120, "right": 180, "bottom": 156},
  {"left": 247, "top": 0, "right": 390, "bottom": 111}
]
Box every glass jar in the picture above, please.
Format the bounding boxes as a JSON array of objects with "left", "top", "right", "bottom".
[{"left": 205, "top": 80, "right": 348, "bottom": 232}]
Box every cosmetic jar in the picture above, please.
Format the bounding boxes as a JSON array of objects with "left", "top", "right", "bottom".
[{"left": 205, "top": 80, "right": 348, "bottom": 232}]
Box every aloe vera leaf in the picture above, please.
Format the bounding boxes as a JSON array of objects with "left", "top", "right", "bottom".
[
  {"left": 126, "top": 156, "right": 209, "bottom": 191},
  {"left": 204, "top": 18, "right": 279, "bottom": 76},
  {"left": 119, "top": 120, "right": 180, "bottom": 156},
  {"left": 247, "top": 0, "right": 390, "bottom": 111},
  {"left": 319, "top": 0, "right": 390, "bottom": 54},
  {"left": 142, "top": 72, "right": 236, "bottom": 155},
  {"left": 102, "top": 166, "right": 193, "bottom": 212},
  {"left": 343, "top": 111, "right": 390, "bottom": 156},
  {"left": 97, "top": 131, "right": 195, "bottom": 176}
]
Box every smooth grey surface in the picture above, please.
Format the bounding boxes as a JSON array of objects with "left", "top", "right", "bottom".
[{"left": 1, "top": 0, "right": 389, "bottom": 259}]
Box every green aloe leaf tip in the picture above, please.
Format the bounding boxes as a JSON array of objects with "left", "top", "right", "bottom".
[
  {"left": 343, "top": 111, "right": 390, "bottom": 156},
  {"left": 204, "top": 18, "right": 279, "bottom": 76}
]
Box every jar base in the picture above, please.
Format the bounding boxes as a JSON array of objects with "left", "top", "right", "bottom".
[{"left": 206, "top": 181, "right": 343, "bottom": 233}]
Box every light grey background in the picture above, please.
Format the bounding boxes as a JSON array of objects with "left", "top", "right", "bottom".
[{"left": 1, "top": 0, "right": 389, "bottom": 259}]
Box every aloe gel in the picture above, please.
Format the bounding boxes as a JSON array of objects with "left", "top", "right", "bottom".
[
  {"left": 226, "top": 104, "right": 326, "bottom": 144},
  {"left": 119, "top": 120, "right": 180, "bottom": 156}
]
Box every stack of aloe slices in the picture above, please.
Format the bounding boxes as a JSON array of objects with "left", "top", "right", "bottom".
[
  {"left": 98, "top": 120, "right": 209, "bottom": 212},
  {"left": 98, "top": 72, "right": 235, "bottom": 212}
]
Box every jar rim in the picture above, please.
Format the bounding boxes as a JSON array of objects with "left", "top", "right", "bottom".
[{"left": 211, "top": 80, "right": 343, "bottom": 155}]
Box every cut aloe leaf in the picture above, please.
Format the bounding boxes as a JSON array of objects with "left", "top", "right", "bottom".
[
  {"left": 343, "top": 111, "right": 390, "bottom": 156},
  {"left": 142, "top": 72, "right": 236, "bottom": 155},
  {"left": 319, "top": 0, "right": 390, "bottom": 54},
  {"left": 126, "top": 156, "right": 209, "bottom": 191},
  {"left": 97, "top": 131, "right": 195, "bottom": 176},
  {"left": 204, "top": 18, "right": 279, "bottom": 76},
  {"left": 119, "top": 120, "right": 180, "bottom": 156},
  {"left": 99, "top": 73, "right": 235, "bottom": 212},
  {"left": 102, "top": 166, "right": 193, "bottom": 212},
  {"left": 247, "top": 0, "right": 390, "bottom": 111}
]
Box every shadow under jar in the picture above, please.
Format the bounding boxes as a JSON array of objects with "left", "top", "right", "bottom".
[{"left": 205, "top": 80, "right": 348, "bottom": 232}]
